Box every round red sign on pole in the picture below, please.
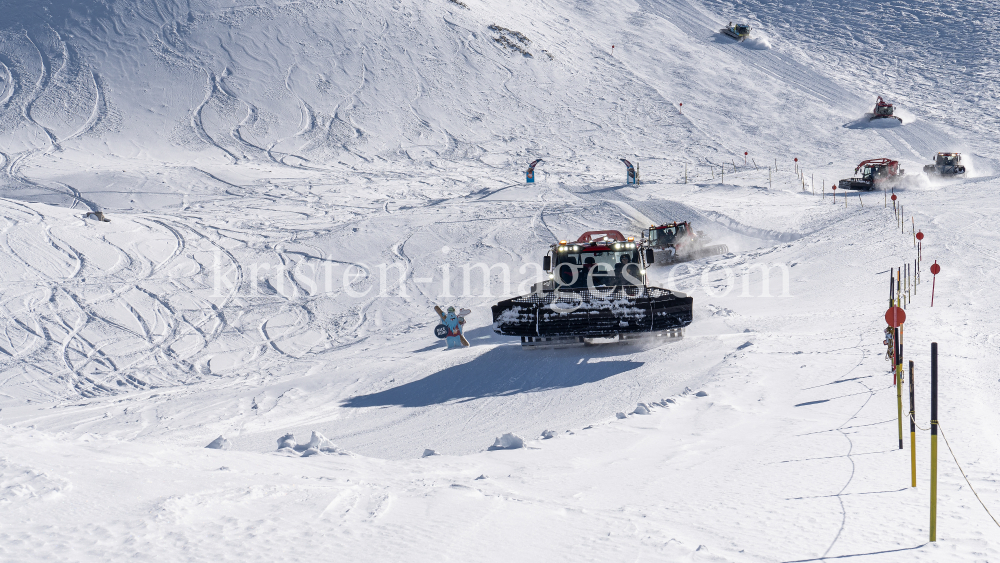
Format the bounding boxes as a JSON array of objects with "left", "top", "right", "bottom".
[
  {"left": 916, "top": 231, "right": 924, "bottom": 241},
  {"left": 794, "top": 158, "right": 798, "bottom": 162},
  {"left": 885, "top": 306, "right": 906, "bottom": 327},
  {"left": 745, "top": 152, "right": 748, "bottom": 156},
  {"left": 930, "top": 261, "right": 941, "bottom": 306},
  {"left": 891, "top": 194, "right": 897, "bottom": 201},
  {"left": 832, "top": 185, "right": 837, "bottom": 190}
]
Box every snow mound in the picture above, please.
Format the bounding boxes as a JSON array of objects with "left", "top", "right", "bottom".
[
  {"left": 894, "top": 107, "right": 917, "bottom": 124},
  {"left": 616, "top": 412, "right": 628, "bottom": 419},
  {"left": 490, "top": 433, "right": 524, "bottom": 450},
  {"left": 306, "top": 431, "right": 337, "bottom": 451},
  {"left": 696, "top": 391, "right": 709, "bottom": 397},
  {"left": 633, "top": 403, "right": 651, "bottom": 415},
  {"left": 205, "top": 436, "right": 232, "bottom": 450},
  {"left": 422, "top": 449, "right": 440, "bottom": 457},
  {"left": 744, "top": 35, "right": 772, "bottom": 50},
  {"left": 0, "top": 459, "right": 72, "bottom": 504},
  {"left": 275, "top": 431, "right": 344, "bottom": 457},
  {"left": 844, "top": 114, "right": 904, "bottom": 129},
  {"left": 540, "top": 430, "right": 557, "bottom": 439},
  {"left": 276, "top": 433, "right": 298, "bottom": 451}
]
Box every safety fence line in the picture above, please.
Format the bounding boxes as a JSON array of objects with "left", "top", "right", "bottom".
[
  {"left": 940, "top": 425, "right": 1000, "bottom": 530},
  {"left": 909, "top": 412, "right": 930, "bottom": 432},
  {"left": 908, "top": 412, "right": 1000, "bottom": 530}
]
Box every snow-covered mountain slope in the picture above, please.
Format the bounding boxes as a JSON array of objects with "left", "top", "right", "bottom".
[
  {"left": 1, "top": 0, "right": 986, "bottom": 203},
  {"left": 701, "top": 0, "right": 1000, "bottom": 153},
  {"left": 1, "top": 0, "right": 999, "bottom": 560},
  {"left": 3, "top": 0, "right": 725, "bottom": 166}
]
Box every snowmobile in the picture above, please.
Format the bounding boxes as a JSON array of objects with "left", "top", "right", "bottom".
[
  {"left": 643, "top": 221, "right": 727, "bottom": 264},
  {"left": 838, "top": 158, "right": 904, "bottom": 191},
  {"left": 870, "top": 96, "right": 903, "bottom": 123},
  {"left": 721, "top": 22, "right": 752, "bottom": 42},
  {"left": 923, "top": 152, "right": 966, "bottom": 178},
  {"left": 492, "top": 230, "right": 693, "bottom": 347}
]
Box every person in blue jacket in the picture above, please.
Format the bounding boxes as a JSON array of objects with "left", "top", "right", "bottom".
[{"left": 436, "top": 306, "right": 469, "bottom": 349}]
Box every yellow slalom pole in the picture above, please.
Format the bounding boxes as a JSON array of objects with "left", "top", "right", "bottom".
[{"left": 931, "top": 432, "right": 938, "bottom": 540}]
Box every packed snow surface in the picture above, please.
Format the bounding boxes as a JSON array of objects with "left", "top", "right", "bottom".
[{"left": 1, "top": 0, "right": 999, "bottom": 560}]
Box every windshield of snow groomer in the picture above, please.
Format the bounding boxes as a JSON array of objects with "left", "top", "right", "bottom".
[
  {"left": 553, "top": 246, "right": 641, "bottom": 287},
  {"left": 649, "top": 227, "right": 677, "bottom": 245},
  {"left": 937, "top": 154, "right": 957, "bottom": 166},
  {"left": 861, "top": 164, "right": 885, "bottom": 179}
]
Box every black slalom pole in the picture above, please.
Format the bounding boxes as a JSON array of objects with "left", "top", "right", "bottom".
[
  {"left": 909, "top": 360, "right": 916, "bottom": 487},
  {"left": 930, "top": 343, "right": 939, "bottom": 541},
  {"left": 895, "top": 327, "right": 903, "bottom": 449}
]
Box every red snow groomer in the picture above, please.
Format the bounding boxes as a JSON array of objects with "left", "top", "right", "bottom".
[
  {"left": 644, "top": 221, "right": 727, "bottom": 264},
  {"left": 491, "top": 230, "right": 693, "bottom": 347},
  {"left": 643, "top": 221, "right": 729, "bottom": 264},
  {"left": 870, "top": 96, "right": 903, "bottom": 123},
  {"left": 838, "top": 158, "right": 904, "bottom": 191}
]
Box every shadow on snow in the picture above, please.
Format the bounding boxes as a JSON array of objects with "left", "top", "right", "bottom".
[{"left": 342, "top": 344, "right": 644, "bottom": 408}]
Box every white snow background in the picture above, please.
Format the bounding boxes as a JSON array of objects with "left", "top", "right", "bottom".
[{"left": 0, "top": 0, "right": 998, "bottom": 560}]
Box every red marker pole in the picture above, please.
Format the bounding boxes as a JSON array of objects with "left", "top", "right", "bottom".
[
  {"left": 832, "top": 184, "right": 836, "bottom": 203},
  {"left": 794, "top": 157, "right": 798, "bottom": 174},
  {"left": 744, "top": 151, "right": 748, "bottom": 165},
  {"left": 916, "top": 231, "right": 924, "bottom": 266},
  {"left": 930, "top": 261, "right": 940, "bottom": 306},
  {"left": 679, "top": 102, "right": 683, "bottom": 114}
]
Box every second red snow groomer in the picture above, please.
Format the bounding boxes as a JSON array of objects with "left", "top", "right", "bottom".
[
  {"left": 838, "top": 158, "right": 905, "bottom": 191},
  {"left": 644, "top": 221, "right": 728, "bottom": 264}
]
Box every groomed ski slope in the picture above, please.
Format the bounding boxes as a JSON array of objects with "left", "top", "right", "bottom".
[{"left": 1, "top": 0, "right": 999, "bottom": 560}]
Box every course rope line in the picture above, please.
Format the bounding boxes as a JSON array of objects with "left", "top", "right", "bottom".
[
  {"left": 909, "top": 412, "right": 930, "bottom": 432},
  {"left": 938, "top": 424, "right": 1000, "bottom": 530}
]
